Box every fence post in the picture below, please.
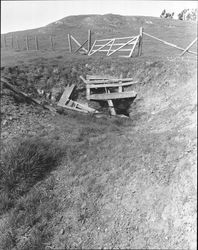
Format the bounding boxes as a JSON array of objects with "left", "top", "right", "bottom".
[
  {"left": 35, "top": 35, "right": 39, "bottom": 50},
  {"left": 16, "top": 37, "right": 20, "bottom": 50},
  {"left": 11, "top": 35, "right": 14, "bottom": 49},
  {"left": 88, "top": 29, "right": 91, "bottom": 52},
  {"left": 138, "top": 27, "right": 143, "bottom": 56},
  {"left": 26, "top": 36, "right": 29, "bottom": 51},
  {"left": 68, "top": 34, "right": 72, "bottom": 53},
  {"left": 4, "top": 35, "right": 7, "bottom": 48},
  {"left": 50, "top": 35, "right": 54, "bottom": 50}
]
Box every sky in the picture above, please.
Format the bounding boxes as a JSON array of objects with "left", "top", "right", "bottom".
[{"left": 1, "top": 1, "right": 198, "bottom": 34}]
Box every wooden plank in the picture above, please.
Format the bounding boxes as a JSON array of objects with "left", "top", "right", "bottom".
[
  {"left": 180, "top": 38, "right": 197, "bottom": 56},
  {"left": 89, "top": 91, "right": 137, "bottom": 100},
  {"left": 95, "top": 36, "right": 135, "bottom": 42},
  {"left": 118, "top": 86, "right": 122, "bottom": 92},
  {"left": 57, "top": 84, "right": 75, "bottom": 106},
  {"left": 88, "top": 29, "right": 91, "bottom": 52},
  {"left": 87, "top": 81, "right": 138, "bottom": 88},
  {"left": 74, "top": 39, "right": 88, "bottom": 54},
  {"left": 88, "top": 39, "right": 114, "bottom": 56},
  {"left": 88, "top": 39, "right": 97, "bottom": 56},
  {"left": 128, "top": 36, "right": 139, "bottom": 57},
  {"left": 107, "top": 39, "right": 116, "bottom": 56},
  {"left": 143, "top": 32, "right": 197, "bottom": 55},
  {"left": 1, "top": 77, "right": 56, "bottom": 112},
  {"left": 138, "top": 27, "right": 143, "bottom": 56},
  {"left": 59, "top": 105, "right": 89, "bottom": 113},
  {"left": 80, "top": 76, "right": 134, "bottom": 84},
  {"left": 4, "top": 35, "right": 7, "bottom": 47},
  {"left": 58, "top": 99, "right": 98, "bottom": 113},
  {"left": 105, "top": 88, "right": 116, "bottom": 116},
  {"left": 70, "top": 35, "right": 88, "bottom": 53},
  {"left": 26, "top": 36, "right": 29, "bottom": 51},
  {"left": 35, "top": 36, "right": 39, "bottom": 50},
  {"left": 86, "top": 75, "right": 112, "bottom": 80},
  {"left": 107, "top": 37, "right": 137, "bottom": 56},
  {"left": 50, "top": 35, "right": 54, "bottom": 50},
  {"left": 16, "top": 37, "right": 20, "bottom": 50},
  {"left": 94, "top": 42, "right": 136, "bottom": 47},
  {"left": 11, "top": 35, "right": 14, "bottom": 49}
]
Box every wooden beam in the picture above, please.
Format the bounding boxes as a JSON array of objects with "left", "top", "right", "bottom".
[
  {"left": 138, "top": 27, "right": 143, "bottom": 56},
  {"left": 95, "top": 36, "right": 135, "bottom": 42},
  {"left": 89, "top": 91, "right": 137, "bottom": 100},
  {"left": 4, "top": 35, "right": 7, "bottom": 47},
  {"left": 107, "top": 37, "right": 137, "bottom": 56},
  {"left": 180, "top": 38, "right": 197, "bottom": 56},
  {"left": 86, "top": 75, "right": 112, "bottom": 80},
  {"left": 1, "top": 77, "right": 56, "bottom": 112},
  {"left": 35, "top": 36, "right": 39, "bottom": 50},
  {"left": 105, "top": 88, "right": 116, "bottom": 116},
  {"left": 57, "top": 84, "right": 75, "bottom": 106},
  {"left": 11, "top": 35, "right": 14, "bottom": 49},
  {"left": 87, "top": 81, "right": 138, "bottom": 89},
  {"left": 70, "top": 35, "right": 88, "bottom": 53},
  {"left": 88, "top": 29, "right": 91, "bottom": 52},
  {"left": 143, "top": 32, "right": 197, "bottom": 55},
  {"left": 128, "top": 36, "right": 139, "bottom": 57},
  {"left": 88, "top": 39, "right": 97, "bottom": 56},
  {"left": 74, "top": 39, "right": 88, "bottom": 54},
  {"left": 16, "top": 37, "right": 20, "bottom": 50},
  {"left": 68, "top": 34, "right": 72, "bottom": 53},
  {"left": 50, "top": 35, "right": 54, "bottom": 50},
  {"left": 80, "top": 76, "right": 134, "bottom": 84},
  {"left": 26, "top": 36, "right": 29, "bottom": 51},
  {"left": 88, "top": 39, "right": 114, "bottom": 56}
]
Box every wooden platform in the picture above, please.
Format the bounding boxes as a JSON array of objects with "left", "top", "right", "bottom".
[
  {"left": 89, "top": 91, "right": 137, "bottom": 100},
  {"left": 80, "top": 75, "right": 138, "bottom": 116}
]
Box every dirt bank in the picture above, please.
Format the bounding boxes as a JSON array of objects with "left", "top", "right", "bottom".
[{"left": 0, "top": 57, "right": 197, "bottom": 249}]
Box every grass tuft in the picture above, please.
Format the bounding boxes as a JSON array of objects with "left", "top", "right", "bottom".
[{"left": 0, "top": 136, "right": 63, "bottom": 214}]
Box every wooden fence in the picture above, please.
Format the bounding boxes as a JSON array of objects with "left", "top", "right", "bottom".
[{"left": 1, "top": 34, "right": 60, "bottom": 51}]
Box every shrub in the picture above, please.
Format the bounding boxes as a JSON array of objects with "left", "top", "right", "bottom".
[{"left": 0, "top": 136, "right": 63, "bottom": 214}]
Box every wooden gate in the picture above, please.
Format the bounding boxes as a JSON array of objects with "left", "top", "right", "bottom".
[{"left": 88, "top": 35, "right": 140, "bottom": 57}]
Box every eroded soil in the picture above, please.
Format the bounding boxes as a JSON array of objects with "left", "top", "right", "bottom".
[{"left": 0, "top": 57, "right": 197, "bottom": 249}]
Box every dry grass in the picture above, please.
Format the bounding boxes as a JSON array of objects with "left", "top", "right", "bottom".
[{"left": 0, "top": 136, "right": 64, "bottom": 214}]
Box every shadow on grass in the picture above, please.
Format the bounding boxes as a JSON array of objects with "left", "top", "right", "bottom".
[{"left": 0, "top": 136, "right": 64, "bottom": 215}]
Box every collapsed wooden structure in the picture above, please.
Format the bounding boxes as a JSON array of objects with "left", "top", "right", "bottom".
[
  {"left": 57, "top": 84, "right": 98, "bottom": 113},
  {"left": 80, "top": 75, "right": 137, "bottom": 116}
]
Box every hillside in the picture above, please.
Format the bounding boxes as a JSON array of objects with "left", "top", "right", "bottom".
[
  {"left": 1, "top": 14, "right": 197, "bottom": 66},
  {"left": 0, "top": 14, "right": 197, "bottom": 250}
]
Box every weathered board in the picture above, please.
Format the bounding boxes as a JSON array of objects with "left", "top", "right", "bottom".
[
  {"left": 89, "top": 91, "right": 137, "bottom": 100},
  {"left": 57, "top": 84, "right": 75, "bottom": 106}
]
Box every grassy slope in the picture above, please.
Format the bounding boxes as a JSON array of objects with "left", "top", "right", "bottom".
[{"left": 1, "top": 14, "right": 197, "bottom": 67}]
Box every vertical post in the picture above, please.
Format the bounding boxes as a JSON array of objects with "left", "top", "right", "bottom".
[
  {"left": 4, "top": 35, "right": 7, "bottom": 48},
  {"left": 35, "top": 35, "right": 39, "bottom": 50},
  {"left": 50, "top": 35, "right": 54, "bottom": 50},
  {"left": 11, "top": 35, "right": 14, "bottom": 49},
  {"left": 88, "top": 29, "right": 91, "bottom": 52},
  {"left": 16, "top": 37, "right": 20, "bottom": 50},
  {"left": 139, "top": 27, "right": 143, "bottom": 56},
  {"left": 26, "top": 36, "right": 29, "bottom": 51},
  {"left": 68, "top": 34, "right": 72, "bottom": 53}
]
